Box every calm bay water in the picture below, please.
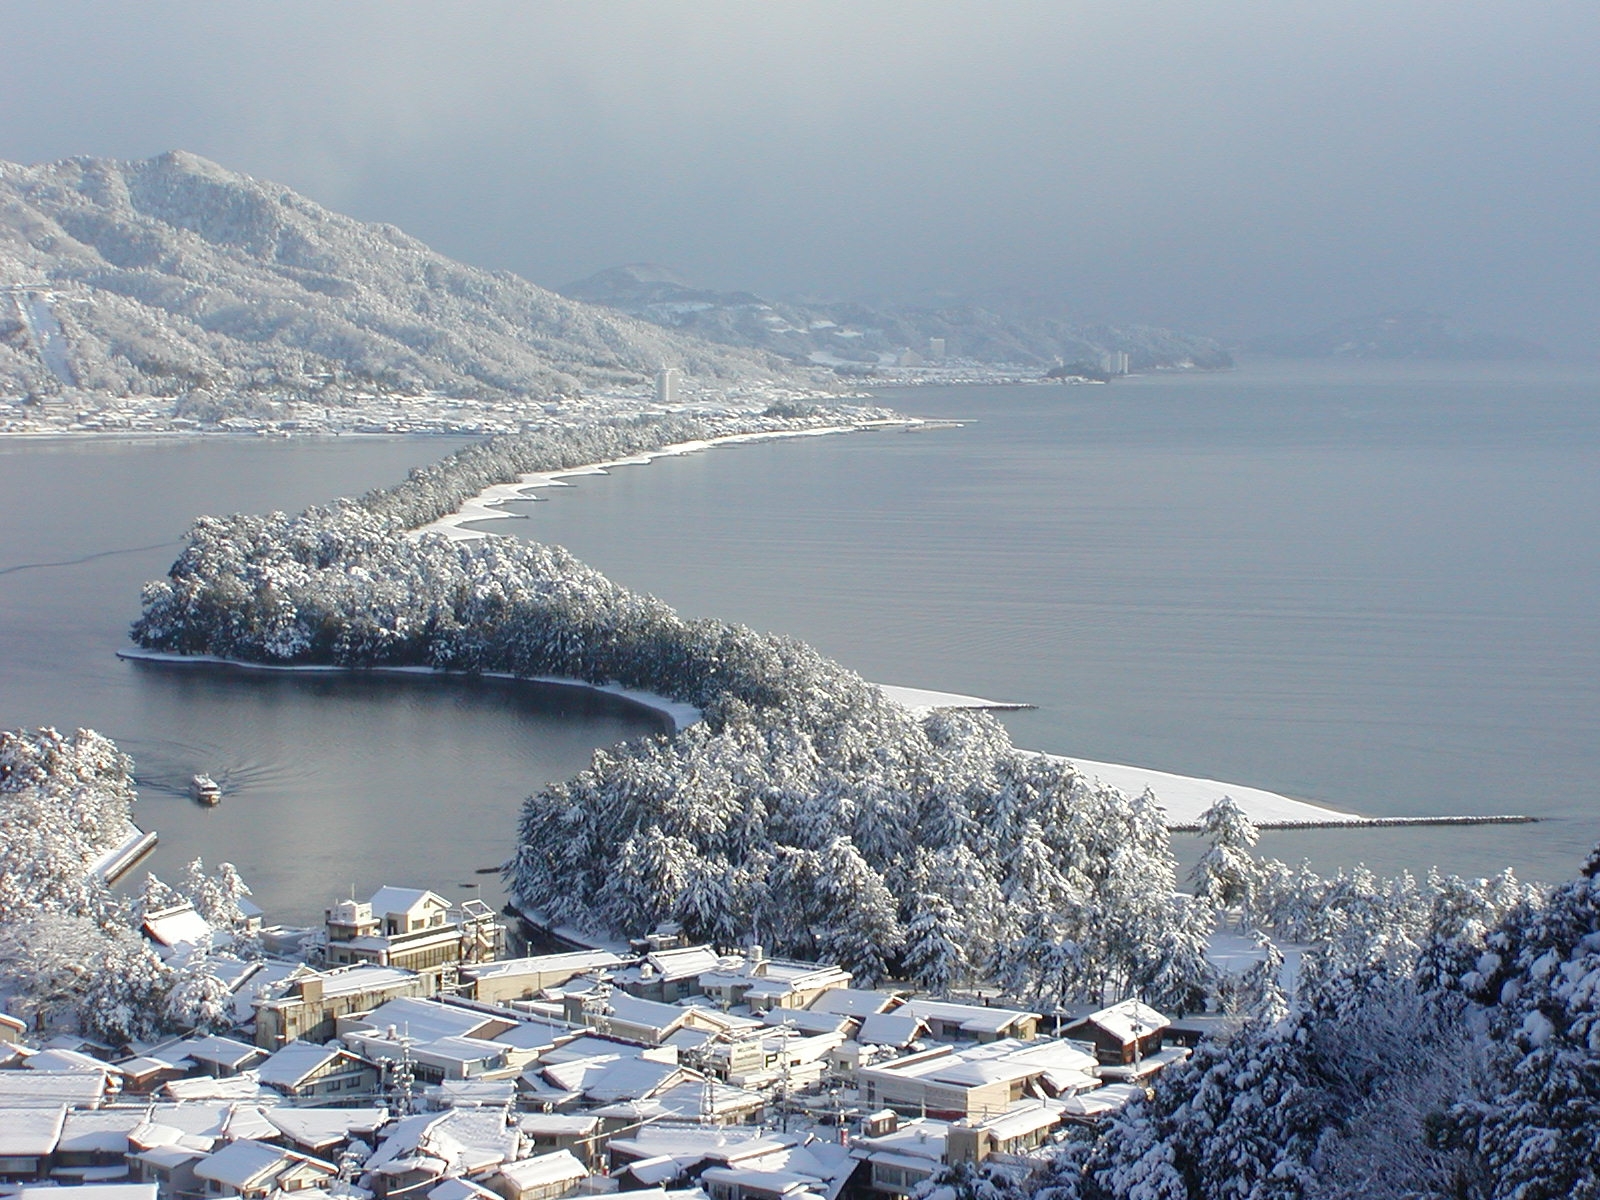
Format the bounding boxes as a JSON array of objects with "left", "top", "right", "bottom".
[
  {"left": 0, "top": 434, "right": 662, "bottom": 924},
  {"left": 478, "top": 361, "right": 1600, "bottom": 886},
  {"left": 2, "top": 361, "right": 1595, "bottom": 926}
]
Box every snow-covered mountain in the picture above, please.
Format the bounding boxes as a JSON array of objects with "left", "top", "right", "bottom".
[
  {"left": 0, "top": 152, "right": 789, "bottom": 424},
  {"left": 562, "top": 263, "right": 1235, "bottom": 373}
]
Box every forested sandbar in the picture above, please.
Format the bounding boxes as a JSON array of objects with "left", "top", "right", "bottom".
[{"left": 409, "top": 419, "right": 930, "bottom": 542}]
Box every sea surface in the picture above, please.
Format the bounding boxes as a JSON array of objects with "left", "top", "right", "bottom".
[
  {"left": 0, "top": 434, "right": 662, "bottom": 924},
  {"left": 1, "top": 360, "right": 1596, "bottom": 929},
  {"left": 475, "top": 360, "right": 1600, "bottom": 886}
]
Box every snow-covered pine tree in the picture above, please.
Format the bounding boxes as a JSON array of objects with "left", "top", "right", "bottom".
[
  {"left": 901, "top": 891, "right": 972, "bottom": 993},
  {"left": 1189, "top": 795, "right": 1261, "bottom": 924}
]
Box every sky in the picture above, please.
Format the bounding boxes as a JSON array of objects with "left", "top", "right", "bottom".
[{"left": 2, "top": 1, "right": 1597, "bottom": 349}]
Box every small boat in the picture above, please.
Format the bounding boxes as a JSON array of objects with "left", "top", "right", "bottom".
[{"left": 190, "top": 774, "right": 222, "bottom": 805}]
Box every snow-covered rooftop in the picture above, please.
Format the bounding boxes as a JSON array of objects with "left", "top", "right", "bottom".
[
  {"left": 367, "top": 886, "right": 451, "bottom": 917},
  {"left": 267, "top": 1106, "right": 389, "bottom": 1152},
  {"left": 0, "top": 1070, "right": 107, "bottom": 1106},
  {"left": 176, "top": 1033, "right": 262, "bottom": 1069},
  {"left": 257, "top": 1040, "right": 348, "bottom": 1089},
  {"left": 856, "top": 1012, "right": 925, "bottom": 1047},
  {"left": 807, "top": 988, "right": 899, "bottom": 1018},
  {"left": 354, "top": 996, "right": 495, "bottom": 1043},
  {"left": 194, "top": 1139, "right": 294, "bottom": 1189},
  {"left": 902, "top": 998, "right": 1040, "bottom": 1035},
  {"left": 497, "top": 1150, "right": 589, "bottom": 1189},
  {"left": 0, "top": 1103, "right": 67, "bottom": 1155},
  {"left": 143, "top": 903, "right": 214, "bottom": 950},
  {"left": 1078, "top": 999, "right": 1169, "bottom": 1045},
  {"left": 163, "top": 1073, "right": 266, "bottom": 1102},
  {"left": 464, "top": 949, "right": 623, "bottom": 980}
]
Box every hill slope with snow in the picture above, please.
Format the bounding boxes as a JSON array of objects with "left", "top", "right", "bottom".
[
  {"left": 563, "top": 262, "right": 1235, "bottom": 373},
  {"left": 0, "top": 153, "right": 790, "bottom": 428}
]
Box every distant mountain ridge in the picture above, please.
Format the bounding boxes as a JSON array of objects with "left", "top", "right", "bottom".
[
  {"left": 562, "top": 262, "right": 1234, "bottom": 373},
  {"left": 0, "top": 152, "right": 787, "bottom": 416},
  {"left": 1247, "top": 310, "right": 1550, "bottom": 361}
]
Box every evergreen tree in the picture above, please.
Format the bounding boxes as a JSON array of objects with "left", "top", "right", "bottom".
[{"left": 1189, "top": 796, "right": 1261, "bottom": 924}]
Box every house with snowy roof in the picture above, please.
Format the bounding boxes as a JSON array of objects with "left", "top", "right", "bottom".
[
  {"left": 263, "top": 1106, "right": 389, "bottom": 1158},
  {"left": 0, "top": 1010, "right": 26, "bottom": 1043},
  {"left": 854, "top": 1008, "right": 929, "bottom": 1054},
  {"left": 805, "top": 989, "right": 902, "bottom": 1019},
  {"left": 609, "top": 945, "right": 725, "bottom": 1003},
  {"left": 561, "top": 990, "right": 691, "bottom": 1045},
  {"left": 517, "top": 1114, "right": 602, "bottom": 1167},
  {"left": 843, "top": 1117, "right": 950, "bottom": 1200},
  {"left": 339, "top": 996, "right": 546, "bottom": 1080},
  {"left": 538, "top": 1051, "right": 694, "bottom": 1107},
  {"left": 697, "top": 947, "right": 852, "bottom": 1013},
  {"left": 115, "top": 1055, "right": 190, "bottom": 1096},
  {"left": 485, "top": 1150, "right": 590, "bottom": 1200},
  {"left": 1059, "top": 999, "right": 1169, "bottom": 1066},
  {"left": 604, "top": 1127, "right": 812, "bottom": 1188},
  {"left": 128, "top": 1143, "right": 206, "bottom": 1199},
  {"left": 0, "top": 1105, "right": 66, "bottom": 1180},
  {"left": 324, "top": 887, "right": 503, "bottom": 981},
  {"left": 945, "top": 1100, "right": 1075, "bottom": 1162},
  {"left": 257, "top": 1039, "right": 379, "bottom": 1101},
  {"left": 898, "top": 999, "right": 1041, "bottom": 1045},
  {"left": 169, "top": 1033, "right": 265, "bottom": 1077},
  {"left": 140, "top": 902, "right": 214, "bottom": 958},
  {"left": 362, "top": 1110, "right": 521, "bottom": 1200},
  {"left": 161, "top": 1074, "right": 267, "bottom": 1103},
  {"left": 855, "top": 1038, "right": 1099, "bottom": 1121},
  {"left": 252, "top": 963, "right": 430, "bottom": 1049},
  {"left": 0, "top": 1068, "right": 110, "bottom": 1109},
  {"left": 54, "top": 1107, "right": 148, "bottom": 1183},
  {"left": 462, "top": 951, "right": 626, "bottom": 1005},
  {"left": 21, "top": 1045, "right": 126, "bottom": 1077},
  {"left": 126, "top": 1100, "right": 278, "bottom": 1154},
  {"left": 192, "top": 1138, "right": 336, "bottom": 1199}
]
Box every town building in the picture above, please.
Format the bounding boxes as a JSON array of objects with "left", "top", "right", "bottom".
[{"left": 323, "top": 887, "right": 503, "bottom": 982}]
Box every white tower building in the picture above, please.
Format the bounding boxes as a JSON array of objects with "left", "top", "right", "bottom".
[{"left": 656, "top": 366, "right": 682, "bottom": 405}]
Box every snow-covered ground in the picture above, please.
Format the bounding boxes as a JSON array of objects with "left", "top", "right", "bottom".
[
  {"left": 1056, "top": 757, "right": 1364, "bottom": 829},
  {"left": 875, "top": 683, "right": 1364, "bottom": 828},
  {"left": 877, "top": 683, "right": 1030, "bottom": 712}
]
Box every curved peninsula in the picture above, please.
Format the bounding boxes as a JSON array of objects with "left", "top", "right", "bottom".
[{"left": 126, "top": 404, "right": 1529, "bottom": 1007}]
